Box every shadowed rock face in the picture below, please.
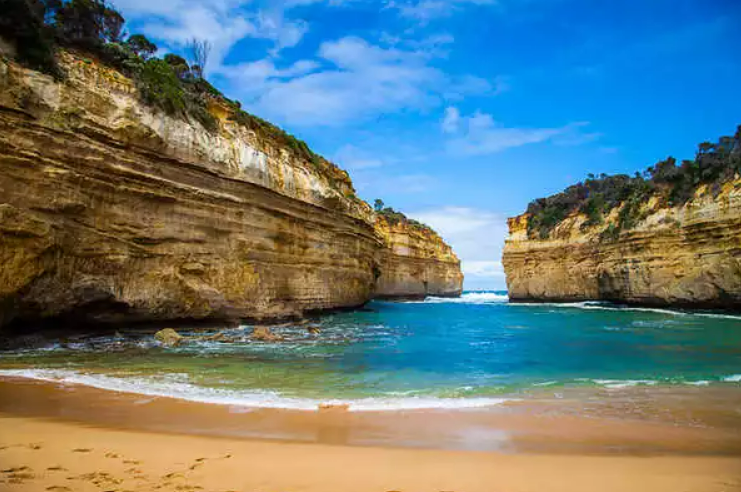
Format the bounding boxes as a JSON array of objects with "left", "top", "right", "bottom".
[
  {"left": 502, "top": 180, "right": 741, "bottom": 310},
  {"left": 0, "top": 53, "right": 462, "bottom": 331},
  {"left": 373, "top": 216, "right": 463, "bottom": 300}
]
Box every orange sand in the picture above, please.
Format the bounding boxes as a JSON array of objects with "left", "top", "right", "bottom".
[{"left": 1, "top": 413, "right": 740, "bottom": 492}]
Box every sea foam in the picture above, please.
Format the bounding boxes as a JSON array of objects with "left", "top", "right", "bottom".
[
  {"left": 0, "top": 369, "right": 510, "bottom": 412},
  {"left": 413, "top": 292, "right": 509, "bottom": 304},
  {"left": 407, "top": 293, "right": 741, "bottom": 320}
]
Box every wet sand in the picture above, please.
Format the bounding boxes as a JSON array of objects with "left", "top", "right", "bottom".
[
  {"left": 1, "top": 376, "right": 741, "bottom": 491},
  {"left": 1, "top": 413, "right": 741, "bottom": 492},
  {"left": 1, "top": 376, "right": 741, "bottom": 456}
]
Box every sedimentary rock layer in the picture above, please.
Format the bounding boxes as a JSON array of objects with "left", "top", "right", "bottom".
[
  {"left": 0, "top": 53, "right": 462, "bottom": 330},
  {"left": 502, "top": 180, "right": 741, "bottom": 309},
  {"left": 374, "top": 217, "right": 463, "bottom": 299}
]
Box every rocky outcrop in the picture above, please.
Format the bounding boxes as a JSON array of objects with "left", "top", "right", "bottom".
[
  {"left": 154, "top": 328, "right": 183, "bottom": 347},
  {"left": 373, "top": 216, "right": 463, "bottom": 299},
  {"left": 502, "top": 179, "right": 741, "bottom": 309},
  {"left": 0, "top": 53, "right": 462, "bottom": 331}
]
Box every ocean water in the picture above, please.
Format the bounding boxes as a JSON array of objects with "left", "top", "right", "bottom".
[{"left": 1, "top": 292, "right": 740, "bottom": 411}]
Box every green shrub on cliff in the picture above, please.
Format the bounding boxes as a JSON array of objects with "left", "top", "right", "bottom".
[
  {"left": 4, "top": 0, "right": 360, "bottom": 199},
  {"left": 374, "top": 202, "right": 435, "bottom": 235},
  {"left": 527, "top": 126, "right": 741, "bottom": 240},
  {"left": 137, "top": 59, "right": 187, "bottom": 114},
  {"left": 0, "top": 0, "right": 60, "bottom": 76}
]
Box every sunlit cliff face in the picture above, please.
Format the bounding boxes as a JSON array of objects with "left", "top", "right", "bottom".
[
  {"left": 503, "top": 179, "right": 741, "bottom": 309},
  {"left": 0, "top": 53, "right": 462, "bottom": 330}
]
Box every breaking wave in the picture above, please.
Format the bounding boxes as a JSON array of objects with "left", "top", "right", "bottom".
[{"left": 0, "top": 369, "right": 510, "bottom": 412}]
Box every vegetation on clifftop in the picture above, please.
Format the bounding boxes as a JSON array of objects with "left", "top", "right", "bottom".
[
  {"left": 1, "top": 0, "right": 352, "bottom": 190},
  {"left": 526, "top": 127, "right": 741, "bottom": 240},
  {"left": 373, "top": 199, "right": 435, "bottom": 235}
]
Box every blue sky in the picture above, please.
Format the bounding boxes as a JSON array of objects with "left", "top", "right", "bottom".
[{"left": 113, "top": 0, "right": 741, "bottom": 290}]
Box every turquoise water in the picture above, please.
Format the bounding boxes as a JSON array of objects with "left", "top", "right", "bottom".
[{"left": 1, "top": 292, "right": 740, "bottom": 410}]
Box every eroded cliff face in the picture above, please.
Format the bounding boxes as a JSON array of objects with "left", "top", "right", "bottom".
[
  {"left": 502, "top": 179, "right": 741, "bottom": 309},
  {"left": 373, "top": 217, "right": 463, "bottom": 299},
  {"left": 0, "top": 53, "right": 460, "bottom": 330}
]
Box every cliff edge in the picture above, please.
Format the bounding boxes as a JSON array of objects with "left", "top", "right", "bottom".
[
  {"left": 374, "top": 214, "right": 463, "bottom": 299},
  {"left": 0, "top": 51, "right": 462, "bottom": 331},
  {"left": 503, "top": 129, "right": 741, "bottom": 310}
]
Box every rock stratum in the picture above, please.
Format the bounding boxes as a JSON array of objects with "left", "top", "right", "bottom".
[
  {"left": 0, "top": 53, "right": 462, "bottom": 331},
  {"left": 374, "top": 216, "right": 463, "bottom": 299},
  {"left": 503, "top": 178, "right": 741, "bottom": 309}
]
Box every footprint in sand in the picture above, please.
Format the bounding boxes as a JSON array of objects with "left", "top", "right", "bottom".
[
  {"left": 123, "top": 459, "right": 141, "bottom": 465},
  {"left": 7, "top": 471, "right": 35, "bottom": 483},
  {"left": 27, "top": 443, "right": 43, "bottom": 450},
  {"left": 104, "top": 452, "right": 121, "bottom": 458},
  {"left": 71, "top": 448, "right": 93, "bottom": 453},
  {"left": 67, "top": 471, "right": 122, "bottom": 487},
  {"left": 47, "top": 466, "right": 68, "bottom": 472},
  {"left": 174, "top": 485, "right": 203, "bottom": 491},
  {"left": 2, "top": 466, "right": 31, "bottom": 473},
  {"left": 46, "top": 486, "right": 72, "bottom": 491}
]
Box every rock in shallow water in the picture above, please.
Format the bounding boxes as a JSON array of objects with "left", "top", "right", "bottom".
[
  {"left": 251, "top": 326, "right": 283, "bottom": 342},
  {"left": 154, "top": 328, "right": 183, "bottom": 347}
]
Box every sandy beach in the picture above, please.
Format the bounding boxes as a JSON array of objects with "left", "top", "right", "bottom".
[
  {"left": 1, "top": 413, "right": 740, "bottom": 492},
  {"left": 0, "top": 376, "right": 740, "bottom": 491}
]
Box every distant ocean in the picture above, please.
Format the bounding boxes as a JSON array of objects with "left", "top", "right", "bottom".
[{"left": 1, "top": 291, "right": 740, "bottom": 411}]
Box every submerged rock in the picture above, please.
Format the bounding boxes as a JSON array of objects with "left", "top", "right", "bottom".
[
  {"left": 251, "top": 326, "right": 283, "bottom": 342},
  {"left": 154, "top": 328, "right": 183, "bottom": 347}
]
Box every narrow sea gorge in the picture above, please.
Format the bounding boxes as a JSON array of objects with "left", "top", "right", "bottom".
[
  {"left": 2, "top": 292, "right": 740, "bottom": 448},
  {"left": 2, "top": 293, "right": 740, "bottom": 408}
]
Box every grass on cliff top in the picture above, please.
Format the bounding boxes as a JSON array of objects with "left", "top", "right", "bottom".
[
  {"left": 373, "top": 200, "right": 436, "bottom": 235},
  {"left": 2, "top": 0, "right": 353, "bottom": 193},
  {"left": 526, "top": 127, "right": 741, "bottom": 240}
]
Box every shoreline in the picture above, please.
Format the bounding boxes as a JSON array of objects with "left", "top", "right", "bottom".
[
  {"left": 1, "top": 414, "right": 740, "bottom": 492},
  {"left": 1, "top": 376, "right": 740, "bottom": 456}
]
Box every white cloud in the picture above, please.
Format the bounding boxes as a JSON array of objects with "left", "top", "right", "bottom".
[
  {"left": 409, "top": 207, "right": 508, "bottom": 289},
  {"left": 218, "top": 58, "right": 319, "bottom": 87},
  {"left": 248, "top": 37, "right": 440, "bottom": 125},
  {"left": 232, "top": 37, "right": 493, "bottom": 126},
  {"left": 333, "top": 144, "right": 385, "bottom": 170},
  {"left": 443, "top": 107, "right": 596, "bottom": 156},
  {"left": 390, "top": 0, "right": 497, "bottom": 22},
  {"left": 117, "top": 0, "right": 498, "bottom": 126},
  {"left": 463, "top": 260, "right": 505, "bottom": 278},
  {"left": 116, "top": 0, "right": 310, "bottom": 71},
  {"left": 441, "top": 106, "right": 460, "bottom": 133}
]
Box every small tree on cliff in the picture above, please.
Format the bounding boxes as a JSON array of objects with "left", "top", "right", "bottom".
[
  {"left": 126, "top": 34, "right": 157, "bottom": 60},
  {"left": 186, "top": 38, "right": 211, "bottom": 78},
  {"left": 373, "top": 199, "right": 384, "bottom": 212},
  {"left": 53, "top": 0, "right": 124, "bottom": 49}
]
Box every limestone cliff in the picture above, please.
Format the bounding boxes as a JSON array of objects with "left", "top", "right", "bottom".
[
  {"left": 0, "top": 53, "right": 462, "bottom": 330},
  {"left": 503, "top": 178, "right": 741, "bottom": 309},
  {"left": 374, "top": 216, "right": 463, "bottom": 299}
]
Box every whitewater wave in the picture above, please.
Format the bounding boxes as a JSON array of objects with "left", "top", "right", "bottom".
[
  {"left": 589, "top": 379, "right": 658, "bottom": 389},
  {"left": 512, "top": 300, "right": 741, "bottom": 319},
  {"left": 412, "top": 292, "right": 509, "bottom": 304},
  {"left": 0, "top": 369, "right": 510, "bottom": 412},
  {"left": 408, "top": 293, "right": 741, "bottom": 319}
]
